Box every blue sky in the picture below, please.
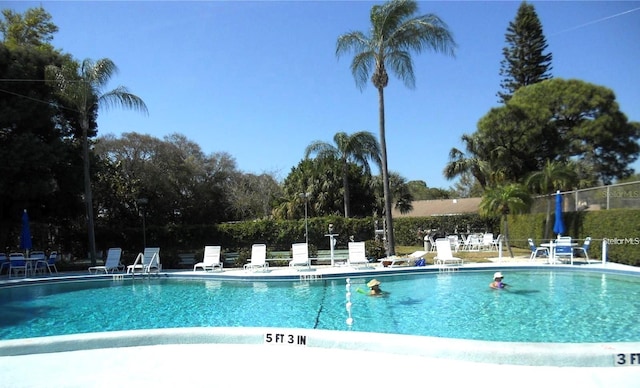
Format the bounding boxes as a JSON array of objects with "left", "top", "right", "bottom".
[{"left": 9, "top": 1, "right": 640, "bottom": 189}]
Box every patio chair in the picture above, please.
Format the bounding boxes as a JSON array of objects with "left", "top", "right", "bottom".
[
  {"left": 194, "top": 246, "right": 223, "bottom": 272},
  {"left": 289, "top": 243, "right": 311, "bottom": 270},
  {"left": 244, "top": 244, "right": 269, "bottom": 272},
  {"left": 434, "top": 239, "right": 463, "bottom": 267},
  {"left": 127, "top": 247, "right": 161, "bottom": 274},
  {"left": 554, "top": 237, "right": 574, "bottom": 265},
  {"left": 482, "top": 233, "right": 495, "bottom": 250},
  {"left": 528, "top": 238, "right": 548, "bottom": 260},
  {"left": 573, "top": 237, "right": 592, "bottom": 263},
  {"left": 30, "top": 251, "right": 48, "bottom": 275},
  {"left": 347, "top": 241, "right": 371, "bottom": 268},
  {"left": 46, "top": 251, "right": 59, "bottom": 273},
  {"left": 0, "top": 253, "right": 9, "bottom": 275},
  {"left": 9, "top": 253, "right": 27, "bottom": 278},
  {"left": 89, "top": 248, "right": 123, "bottom": 274}
]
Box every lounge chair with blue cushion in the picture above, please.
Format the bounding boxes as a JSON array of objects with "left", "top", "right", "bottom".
[
  {"left": 89, "top": 248, "right": 123, "bottom": 274},
  {"left": 244, "top": 244, "right": 269, "bottom": 272},
  {"left": 127, "top": 247, "right": 161, "bottom": 274},
  {"left": 289, "top": 243, "right": 311, "bottom": 270},
  {"left": 194, "top": 246, "right": 223, "bottom": 272},
  {"left": 379, "top": 250, "right": 428, "bottom": 267}
]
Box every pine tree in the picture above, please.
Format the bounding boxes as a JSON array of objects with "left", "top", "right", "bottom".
[{"left": 497, "top": 1, "right": 552, "bottom": 103}]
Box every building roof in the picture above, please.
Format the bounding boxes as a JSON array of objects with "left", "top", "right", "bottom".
[{"left": 392, "top": 198, "right": 482, "bottom": 218}]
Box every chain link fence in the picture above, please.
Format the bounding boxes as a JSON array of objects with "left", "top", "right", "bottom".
[{"left": 531, "top": 181, "right": 640, "bottom": 213}]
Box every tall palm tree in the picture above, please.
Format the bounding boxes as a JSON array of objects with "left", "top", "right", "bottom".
[
  {"left": 46, "top": 58, "right": 148, "bottom": 265},
  {"left": 336, "top": 0, "right": 456, "bottom": 255},
  {"left": 305, "top": 131, "right": 381, "bottom": 217},
  {"left": 479, "top": 183, "right": 531, "bottom": 258},
  {"left": 526, "top": 160, "right": 576, "bottom": 239}
]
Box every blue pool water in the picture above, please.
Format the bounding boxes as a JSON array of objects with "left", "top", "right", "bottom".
[{"left": 1, "top": 270, "right": 639, "bottom": 343}]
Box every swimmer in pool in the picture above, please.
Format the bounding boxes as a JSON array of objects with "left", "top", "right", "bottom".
[
  {"left": 489, "top": 272, "right": 509, "bottom": 289},
  {"left": 367, "top": 278, "right": 383, "bottom": 295}
]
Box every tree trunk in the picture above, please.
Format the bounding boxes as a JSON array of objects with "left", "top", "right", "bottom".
[
  {"left": 378, "top": 86, "right": 395, "bottom": 256},
  {"left": 503, "top": 216, "right": 514, "bottom": 258},
  {"left": 82, "top": 117, "right": 97, "bottom": 266}
]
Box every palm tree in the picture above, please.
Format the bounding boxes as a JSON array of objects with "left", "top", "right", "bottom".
[
  {"left": 305, "top": 131, "right": 381, "bottom": 217},
  {"left": 336, "top": 0, "right": 456, "bottom": 255},
  {"left": 46, "top": 58, "right": 148, "bottom": 265},
  {"left": 526, "top": 160, "right": 576, "bottom": 239},
  {"left": 479, "top": 183, "right": 531, "bottom": 258}
]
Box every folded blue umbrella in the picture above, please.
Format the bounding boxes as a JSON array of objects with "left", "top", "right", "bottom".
[
  {"left": 19, "top": 209, "right": 32, "bottom": 251},
  {"left": 553, "top": 192, "right": 566, "bottom": 237}
]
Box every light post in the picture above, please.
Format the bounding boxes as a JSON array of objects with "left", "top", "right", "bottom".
[
  {"left": 300, "top": 192, "right": 310, "bottom": 245},
  {"left": 325, "top": 223, "right": 338, "bottom": 267},
  {"left": 137, "top": 197, "right": 148, "bottom": 249}
]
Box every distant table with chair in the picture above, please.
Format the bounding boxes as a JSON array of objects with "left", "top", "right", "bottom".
[{"left": 541, "top": 240, "right": 579, "bottom": 265}]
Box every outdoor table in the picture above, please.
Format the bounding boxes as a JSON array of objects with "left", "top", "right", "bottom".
[{"left": 541, "top": 241, "right": 579, "bottom": 264}]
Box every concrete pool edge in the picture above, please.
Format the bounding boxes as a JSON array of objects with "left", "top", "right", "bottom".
[{"left": 0, "top": 327, "right": 637, "bottom": 367}]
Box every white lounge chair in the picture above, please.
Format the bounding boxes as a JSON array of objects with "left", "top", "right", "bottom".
[
  {"left": 378, "top": 250, "right": 428, "bottom": 267},
  {"left": 347, "top": 241, "right": 371, "bottom": 268},
  {"left": 289, "top": 243, "right": 311, "bottom": 270},
  {"left": 127, "top": 247, "right": 161, "bottom": 274},
  {"left": 194, "top": 246, "right": 223, "bottom": 272},
  {"left": 89, "top": 248, "right": 123, "bottom": 274},
  {"left": 434, "top": 239, "right": 463, "bottom": 267},
  {"left": 244, "top": 244, "right": 269, "bottom": 272}
]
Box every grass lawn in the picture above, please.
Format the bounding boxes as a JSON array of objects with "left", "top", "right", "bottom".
[{"left": 395, "top": 245, "right": 531, "bottom": 264}]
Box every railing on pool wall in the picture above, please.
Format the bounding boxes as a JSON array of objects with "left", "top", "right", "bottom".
[{"left": 345, "top": 278, "right": 353, "bottom": 326}]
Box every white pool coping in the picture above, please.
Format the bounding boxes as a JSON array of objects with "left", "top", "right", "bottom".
[{"left": 1, "top": 328, "right": 640, "bottom": 387}]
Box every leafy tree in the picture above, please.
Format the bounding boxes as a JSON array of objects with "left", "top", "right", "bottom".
[
  {"left": 304, "top": 131, "right": 380, "bottom": 217},
  {"left": 525, "top": 160, "right": 576, "bottom": 239},
  {"left": 497, "top": 1, "right": 552, "bottom": 103},
  {"left": 407, "top": 180, "right": 451, "bottom": 200},
  {"left": 336, "top": 0, "right": 456, "bottom": 255},
  {"left": 46, "top": 58, "right": 148, "bottom": 265},
  {"left": 226, "top": 172, "right": 282, "bottom": 221},
  {"left": 510, "top": 78, "right": 640, "bottom": 183},
  {"left": 479, "top": 183, "right": 531, "bottom": 257},
  {"left": 276, "top": 157, "right": 375, "bottom": 220},
  {"left": 451, "top": 79, "right": 640, "bottom": 187},
  {"left": 0, "top": 6, "right": 58, "bottom": 49},
  {"left": 371, "top": 172, "right": 414, "bottom": 215},
  {"left": 94, "top": 133, "right": 245, "bottom": 231},
  {"left": 0, "top": 16, "right": 84, "bottom": 251}
]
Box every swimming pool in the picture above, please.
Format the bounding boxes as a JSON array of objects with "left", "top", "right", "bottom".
[{"left": 1, "top": 269, "right": 639, "bottom": 343}]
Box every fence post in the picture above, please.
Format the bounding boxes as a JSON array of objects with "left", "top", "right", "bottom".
[{"left": 601, "top": 239, "right": 607, "bottom": 265}]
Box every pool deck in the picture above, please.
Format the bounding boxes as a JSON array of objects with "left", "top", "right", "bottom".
[{"left": 2, "top": 257, "right": 640, "bottom": 387}]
